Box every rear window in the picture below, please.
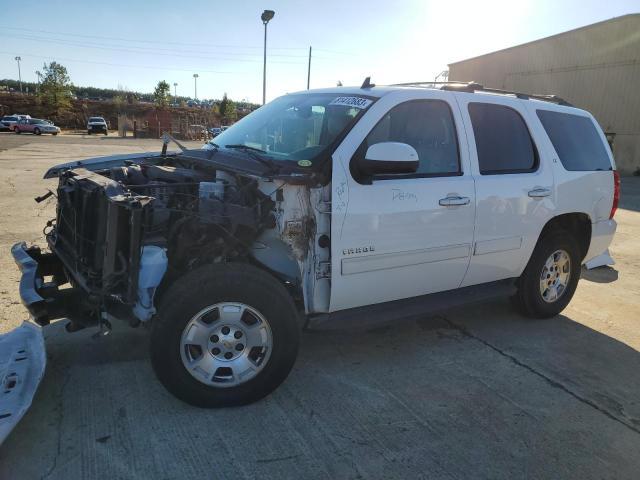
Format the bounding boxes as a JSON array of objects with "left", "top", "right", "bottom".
[
  {"left": 536, "top": 110, "right": 612, "bottom": 171},
  {"left": 468, "top": 103, "right": 537, "bottom": 174}
]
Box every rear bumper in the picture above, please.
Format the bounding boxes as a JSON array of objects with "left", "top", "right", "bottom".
[
  {"left": 11, "top": 242, "right": 73, "bottom": 326},
  {"left": 584, "top": 219, "right": 617, "bottom": 264}
]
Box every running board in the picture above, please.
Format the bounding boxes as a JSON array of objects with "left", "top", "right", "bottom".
[{"left": 307, "top": 279, "right": 517, "bottom": 331}]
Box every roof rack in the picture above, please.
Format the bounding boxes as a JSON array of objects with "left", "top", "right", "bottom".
[{"left": 389, "top": 81, "right": 574, "bottom": 107}]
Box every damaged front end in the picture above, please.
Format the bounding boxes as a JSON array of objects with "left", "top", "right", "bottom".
[{"left": 12, "top": 142, "right": 323, "bottom": 334}]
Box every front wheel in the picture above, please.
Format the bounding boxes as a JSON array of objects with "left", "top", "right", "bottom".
[
  {"left": 34, "top": 127, "right": 41, "bottom": 135},
  {"left": 14, "top": 128, "right": 20, "bottom": 134},
  {"left": 513, "top": 229, "right": 581, "bottom": 318},
  {"left": 150, "top": 263, "right": 300, "bottom": 407}
]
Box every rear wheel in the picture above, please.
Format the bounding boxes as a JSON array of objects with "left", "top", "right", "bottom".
[
  {"left": 513, "top": 230, "right": 581, "bottom": 318},
  {"left": 14, "top": 128, "right": 20, "bottom": 134},
  {"left": 150, "top": 263, "right": 300, "bottom": 407}
]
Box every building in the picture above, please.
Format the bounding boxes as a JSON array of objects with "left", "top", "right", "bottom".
[{"left": 448, "top": 14, "right": 640, "bottom": 173}]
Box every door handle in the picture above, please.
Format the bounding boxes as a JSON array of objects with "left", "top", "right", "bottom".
[
  {"left": 439, "top": 196, "right": 471, "bottom": 207},
  {"left": 528, "top": 187, "right": 551, "bottom": 198}
]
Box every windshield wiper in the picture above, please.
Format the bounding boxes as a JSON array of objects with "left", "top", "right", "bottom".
[{"left": 224, "top": 144, "right": 279, "bottom": 173}]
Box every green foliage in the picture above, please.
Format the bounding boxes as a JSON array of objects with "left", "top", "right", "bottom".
[
  {"left": 153, "top": 80, "right": 171, "bottom": 107},
  {"left": 219, "top": 92, "right": 237, "bottom": 121},
  {"left": 38, "top": 62, "right": 73, "bottom": 113}
]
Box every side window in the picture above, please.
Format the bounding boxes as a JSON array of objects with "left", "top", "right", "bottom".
[
  {"left": 468, "top": 103, "right": 537, "bottom": 174},
  {"left": 536, "top": 110, "right": 612, "bottom": 171},
  {"left": 355, "top": 100, "right": 461, "bottom": 179}
]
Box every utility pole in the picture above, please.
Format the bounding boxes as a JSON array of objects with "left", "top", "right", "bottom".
[
  {"left": 14, "top": 57, "right": 22, "bottom": 93},
  {"left": 173, "top": 82, "right": 178, "bottom": 105},
  {"left": 261, "top": 10, "right": 275, "bottom": 105},
  {"left": 193, "top": 74, "right": 199, "bottom": 100},
  {"left": 307, "top": 46, "right": 312, "bottom": 90}
]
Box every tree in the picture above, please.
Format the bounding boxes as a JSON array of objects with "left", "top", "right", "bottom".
[
  {"left": 38, "top": 62, "right": 73, "bottom": 114},
  {"left": 154, "top": 80, "right": 171, "bottom": 107},
  {"left": 219, "top": 92, "right": 237, "bottom": 121}
]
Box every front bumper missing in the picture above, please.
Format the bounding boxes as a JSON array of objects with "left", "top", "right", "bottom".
[{"left": 0, "top": 321, "right": 46, "bottom": 444}]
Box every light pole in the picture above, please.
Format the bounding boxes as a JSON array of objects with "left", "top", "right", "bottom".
[
  {"left": 173, "top": 82, "right": 178, "bottom": 105},
  {"left": 14, "top": 56, "right": 22, "bottom": 93},
  {"left": 261, "top": 9, "right": 275, "bottom": 105},
  {"left": 193, "top": 74, "right": 199, "bottom": 100}
]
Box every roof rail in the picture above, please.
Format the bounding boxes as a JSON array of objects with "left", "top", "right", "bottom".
[{"left": 390, "top": 81, "right": 574, "bottom": 107}]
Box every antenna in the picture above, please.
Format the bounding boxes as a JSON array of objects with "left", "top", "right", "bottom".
[{"left": 361, "top": 77, "right": 375, "bottom": 89}]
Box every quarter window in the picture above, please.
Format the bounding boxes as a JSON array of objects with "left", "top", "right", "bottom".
[
  {"left": 357, "top": 100, "right": 461, "bottom": 178},
  {"left": 536, "top": 110, "right": 612, "bottom": 171},
  {"left": 468, "top": 103, "right": 537, "bottom": 174}
]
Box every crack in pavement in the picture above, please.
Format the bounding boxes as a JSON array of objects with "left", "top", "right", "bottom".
[
  {"left": 41, "top": 368, "right": 71, "bottom": 480},
  {"left": 444, "top": 318, "right": 640, "bottom": 436}
]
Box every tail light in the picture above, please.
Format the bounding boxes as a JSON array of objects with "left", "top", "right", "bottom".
[{"left": 610, "top": 170, "right": 620, "bottom": 219}]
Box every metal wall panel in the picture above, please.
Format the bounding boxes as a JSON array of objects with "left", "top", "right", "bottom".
[{"left": 448, "top": 15, "right": 640, "bottom": 172}]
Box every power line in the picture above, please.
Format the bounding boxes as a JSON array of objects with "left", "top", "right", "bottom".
[
  {"left": 6, "top": 34, "right": 314, "bottom": 64},
  {"left": 0, "top": 25, "right": 355, "bottom": 56},
  {"left": 0, "top": 51, "right": 251, "bottom": 74}
]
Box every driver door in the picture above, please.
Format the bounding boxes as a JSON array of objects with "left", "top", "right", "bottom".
[{"left": 329, "top": 92, "right": 475, "bottom": 312}]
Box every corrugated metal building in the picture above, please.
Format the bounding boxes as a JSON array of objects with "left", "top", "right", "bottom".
[{"left": 448, "top": 14, "right": 640, "bottom": 173}]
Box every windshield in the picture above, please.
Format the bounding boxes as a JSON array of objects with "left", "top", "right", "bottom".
[
  {"left": 89, "top": 117, "right": 104, "bottom": 122},
  {"left": 208, "top": 93, "right": 375, "bottom": 165},
  {"left": 33, "top": 119, "right": 48, "bottom": 125}
]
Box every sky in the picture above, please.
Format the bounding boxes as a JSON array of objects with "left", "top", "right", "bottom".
[{"left": 0, "top": 0, "right": 638, "bottom": 104}]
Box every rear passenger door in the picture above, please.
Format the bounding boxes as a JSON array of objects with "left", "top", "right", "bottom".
[{"left": 454, "top": 95, "right": 556, "bottom": 286}]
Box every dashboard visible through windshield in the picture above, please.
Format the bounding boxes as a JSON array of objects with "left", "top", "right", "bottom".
[{"left": 207, "top": 93, "right": 376, "bottom": 167}]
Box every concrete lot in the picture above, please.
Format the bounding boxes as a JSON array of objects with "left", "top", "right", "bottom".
[{"left": 0, "top": 133, "right": 639, "bottom": 479}]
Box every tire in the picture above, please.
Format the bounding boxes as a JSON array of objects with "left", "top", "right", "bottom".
[
  {"left": 87, "top": 130, "right": 91, "bottom": 135},
  {"left": 150, "top": 263, "right": 300, "bottom": 407},
  {"left": 15, "top": 128, "right": 20, "bottom": 134},
  {"left": 34, "top": 127, "right": 41, "bottom": 135},
  {"left": 104, "top": 131, "right": 108, "bottom": 136},
  {"left": 513, "top": 229, "right": 581, "bottom": 318},
  {"left": 52, "top": 132, "right": 58, "bottom": 136}
]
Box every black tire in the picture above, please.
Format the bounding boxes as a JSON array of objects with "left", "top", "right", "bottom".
[
  {"left": 52, "top": 132, "right": 58, "bottom": 136},
  {"left": 15, "top": 128, "right": 20, "bottom": 134},
  {"left": 87, "top": 130, "right": 91, "bottom": 135},
  {"left": 150, "top": 263, "right": 300, "bottom": 407},
  {"left": 513, "top": 229, "right": 581, "bottom": 318},
  {"left": 104, "top": 131, "right": 108, "bottom": 136},
  {"left": 34, "top": 127, "right": 41, "bottom": 135}
]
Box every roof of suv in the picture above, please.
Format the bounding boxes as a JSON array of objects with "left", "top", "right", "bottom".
[{"left": 289, "top": 80, "right": 574, "bottom": 108}]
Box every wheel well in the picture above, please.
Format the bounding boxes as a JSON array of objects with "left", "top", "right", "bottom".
[{"left": 539, "top": 213, "right": 592, "bottom": 261}]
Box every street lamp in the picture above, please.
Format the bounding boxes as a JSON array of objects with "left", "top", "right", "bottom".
[
  {"left": 14, "top": 56, "right": 22, "bottom": 93},
  {"left": 193, "top": 74, "right": 199, "bottom": 100},
  {"left": 261, "top": 9, "right": 275, "bottom": 105},
  {"left": 173, "top": 82, "right": 178, "bottom": 105}
]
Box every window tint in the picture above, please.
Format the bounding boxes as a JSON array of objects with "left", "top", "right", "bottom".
[
  {"left": 468, "top": 103, "right": 537, "bottom": 174},
  {"left": 536, "top": 110, "right": 611, "bottom": 171},
  {"left": 361, "top": 100, "right": 460, "bottom": 176}
]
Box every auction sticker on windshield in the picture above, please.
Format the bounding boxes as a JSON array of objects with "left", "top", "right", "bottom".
[{"left": 329, "top": 96, "right": 373, "bottom": 109}]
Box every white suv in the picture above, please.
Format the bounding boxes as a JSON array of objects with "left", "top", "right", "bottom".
[{"left": 12, "top": 80, "right": 618, "bottom": 408}]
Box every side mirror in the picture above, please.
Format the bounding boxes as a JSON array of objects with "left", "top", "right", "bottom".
[{"left": 360, "top": 142, "right": 419, "bottom": 176}]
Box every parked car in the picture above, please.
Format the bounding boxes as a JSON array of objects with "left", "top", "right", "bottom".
[
  {"left": 0, "top": 115, "right": 19, "bottom": 132},
  {"left": 87, "top": 116, "right": 108, "bottom": 135},
  {"left": 10, "top": 80, "right": 618, "bottom": 410},
  {"left": 1, "top": 114, "right": 30, "bottom": 132},
  {"left": 14, "top": 118, "right": 60, "bottom": 135},
  {"left": 209, "top": 127, "right": 222, "bottom": 137}
]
